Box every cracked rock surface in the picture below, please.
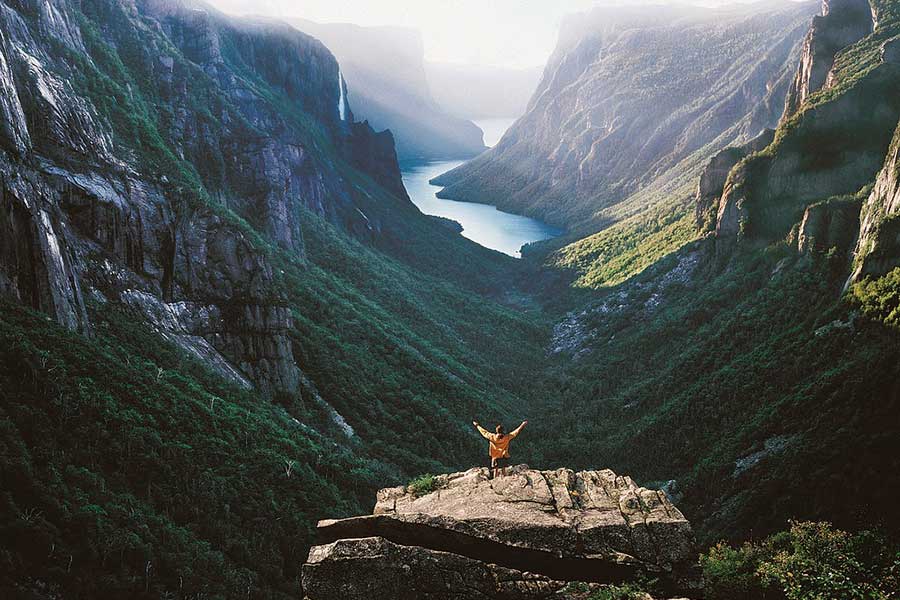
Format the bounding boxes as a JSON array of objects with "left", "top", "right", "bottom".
[{"left": 302, "top": 466, "right": 699, "bottom": 599}]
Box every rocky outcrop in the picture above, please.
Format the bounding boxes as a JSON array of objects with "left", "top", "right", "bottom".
[
  {"left": 795, "top": 197, "right": 862, "bottom": 255},
  {"left": 783, "top": 0, "right": 873, "bottom": 119},
  {"left": 137, "top": 0, "right": 404, "bottom": 250},
  {"left": 0, "top": 0, "right": 411, "bottom": 395},
  {"left": 0, "top": 30, "right": 30, "bottom": 157},
  {"left": 0, "top": 165, "right": 90, "bottom": 333},
  {"left": 349, "top": 120, "right": 406, "bottom": 199},
  {"left": 695, "top": 129, "right": 775, "bottom": 233},
  {"left": 713, "top": 0, "right": 898, "bottom": 254},
  {"left": 430, "top": 2, "right": 817, "bottom": 230},
  {"left": 304, "top": 537, "right": 580, "bottom": 600},
  {"left": 302, "top": 466, "right": 699, "bottom": 599},
  {"left": 850, "top": 116, "right": 900, "bottom": 280}
]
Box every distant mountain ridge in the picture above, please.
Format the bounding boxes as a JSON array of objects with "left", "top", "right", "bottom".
[{"left": 432, "top": 1, "right": 819, "bottom": 232}]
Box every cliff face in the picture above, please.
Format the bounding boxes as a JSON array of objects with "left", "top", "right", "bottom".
[
  {"left": 714, "top": 0, "right": 899, "bottom": 254},
  {"left": 783, "top": 0, "right": 874, "bottom": 118},
  {"left": 851, "top": 115, "right": 900, "bottom": 280},
  {"left": 695, "top": 129, "right": 775, "bottom": 233},
  {"left": 302, "top": 465, "right": 699, "bottom": 600},
  {"left": 0, "top": 0, "right": 409, "bottom": 396},
  {"left": 431, "top": 1, "right": 818, "bottom": 230},
  {"left": 290, "top": 20, "right": 486, "bottom": 160},
  {"left": 535, "top": 0, "right": 900, "bottom": 545}
]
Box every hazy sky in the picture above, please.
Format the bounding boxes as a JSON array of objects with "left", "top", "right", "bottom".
[{"left": 208, "top": 0, "right": 602, "bottom": 69}]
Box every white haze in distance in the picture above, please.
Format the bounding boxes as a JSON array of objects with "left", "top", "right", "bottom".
[
  {"left": 208, "top": 0, "right": 806, "bottom": 70},
  {"left": 208, "top": 0, "right": 598, "bottom": 69}
]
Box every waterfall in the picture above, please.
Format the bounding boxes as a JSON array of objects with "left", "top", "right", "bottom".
[{"left": 337, "top": 68, "right": 347, "bottom": 121}]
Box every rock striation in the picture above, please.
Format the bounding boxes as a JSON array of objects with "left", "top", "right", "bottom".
[
  {"left": 850, "top": 116, "right": 900, "bottom": 281},
  {"left": 301, "top": 465, "right": 699, "bottom": 599},
  {"left": 695, "top": 129, "right": 775, "bottom": 234},
  {"left": 783, "top": 0, "right": 874, "bottom": 119},
  {"left": 795, "top": 197, "right": 862, "bottom": 256},
  {"left": 0, "top": 0, "right": 412, "bottom": 395},
  {"left": 713, "top": 0, "right": 898, "bottom": 254},
  {"left": 430, "top": 2, "right": 817, "bottom": 231}
]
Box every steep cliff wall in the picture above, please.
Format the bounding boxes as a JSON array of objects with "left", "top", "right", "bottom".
[
  {"left": 783, "top": 0, "right": 874, "bottom": 118},
  {"left": 714, "top": 0, "right": 899, "bottom": 254},
  {"left": 431, "top": 1, "right": 817, "bottom": 230},
  {"left": 0, "top": 0, "right": 410, "bottom": 396},
  {"left": 850, "top": 113, "right": 900, "bottom": 279},
  {"left": 695, "top": 129, "right": 776, "bottom": 233}
]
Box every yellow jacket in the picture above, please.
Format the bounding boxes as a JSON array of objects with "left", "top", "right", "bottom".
[{"left": 477, "top": 424, "right": 524, "bottom": 459}]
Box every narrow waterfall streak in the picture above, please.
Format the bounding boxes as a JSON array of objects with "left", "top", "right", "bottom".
[{"left": 337, "top": 69, "right": 347, "bottom": 121}]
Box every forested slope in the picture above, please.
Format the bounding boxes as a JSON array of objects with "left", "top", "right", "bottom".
[
  {"left": 523, "top": 0, "right": 900, "bottom": 544},
  {"left": 0, "top": 0, "right": 549, "bottom": 596}
]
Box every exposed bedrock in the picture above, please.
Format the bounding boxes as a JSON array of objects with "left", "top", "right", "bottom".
[
  {"left": 429, "top": 2, "right": 817, "bottom": 230},
  {"left": 695, "top": 129, "right": 775, "bottom": 233},
  {"left": 714, "top": 62, "right": 900, "bottom": 253},
  {"left": 0, "top": 0, "right": 412, "bottom": 395},
  {"left": 783, "top": 0, "right": 874, "bottom": 119},
  {"left": 851, "top": 114, "right": 900, "bottom": 281},
  {"left": 302, "top": 466, "right": 700, "bottom": 600},
  {"left": 712, "top": 0, "right": 896, "bottom": 258},
  {"left": 795, "top": 197, "right": 863, "bottom": 255}
]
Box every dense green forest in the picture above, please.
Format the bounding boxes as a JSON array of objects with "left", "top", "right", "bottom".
[
  {"left": 0, "top": 0, "right": 551, "bottom": 596},
  {"left": 527, "top": 240, "right": 900, "bottom": 541},
  {"left": 0, "top": 208, "right": 551, "bottom": 598}
]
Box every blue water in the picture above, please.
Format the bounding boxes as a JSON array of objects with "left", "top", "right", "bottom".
[{"left": 402, "top": 159, "right": 562, "bottom": 258}]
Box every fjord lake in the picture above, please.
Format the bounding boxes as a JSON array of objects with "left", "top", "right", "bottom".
[{"left": 401, "top": 160, "right": 561, "bottom": 257}]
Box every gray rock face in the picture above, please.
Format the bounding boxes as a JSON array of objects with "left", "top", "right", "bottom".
[
  {"left": 302, "top": 466, "right": 699, "bottom": 599},
  {"left": 0, "top": 165, "right": 90, "bottom": 333},
  {"left": 0, "top": 0, "right": 409, "bottom": 395},
  {"left": 0, "top": 30, "right": 30, "bottom": 156},
  {"left": 783, "top": 0, "right": 874, "bottom": 118},
  {"left": 696, "top": 129, "right": 775, "bottom": 234},
  {"left": 850, "top": 117, "right": 900, "bottom": 281},
  {"left": 139, "top": 0, "right": 405, "bottom": 251},
  {"left": 304, "top": 536, "right": 578, "bottom": 600},
  {"left": 430, "top": 2, "right": 816, "bottom": 230},
  {"left": 713, "top": 0, "right": 899, "bottom": 253},
  {"left": 795, "top": 197, "right": 862, "bottom": 255}
]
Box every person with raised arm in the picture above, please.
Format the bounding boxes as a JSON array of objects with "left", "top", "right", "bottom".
[{"left": 472, "top": 419, "right": 528, "bottom": 479}]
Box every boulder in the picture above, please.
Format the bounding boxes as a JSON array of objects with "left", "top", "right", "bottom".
[
  {"left": 301, "top": 466, "right": 700, "bottom": 599},
  {"left": 303, "top": 536, "right": 573, "bottom": 600}
]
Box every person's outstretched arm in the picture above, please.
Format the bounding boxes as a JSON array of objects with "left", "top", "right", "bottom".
[
  {"left": 509, "top": 420, "right": 528, "bottom": 438},
  {"left": 473, "top": 421, "right": 492, "bottom": 440}
]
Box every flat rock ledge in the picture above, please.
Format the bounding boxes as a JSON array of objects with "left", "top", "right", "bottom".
[{"left": 301, "top": 466, "right": 701, "bottom": 599}]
